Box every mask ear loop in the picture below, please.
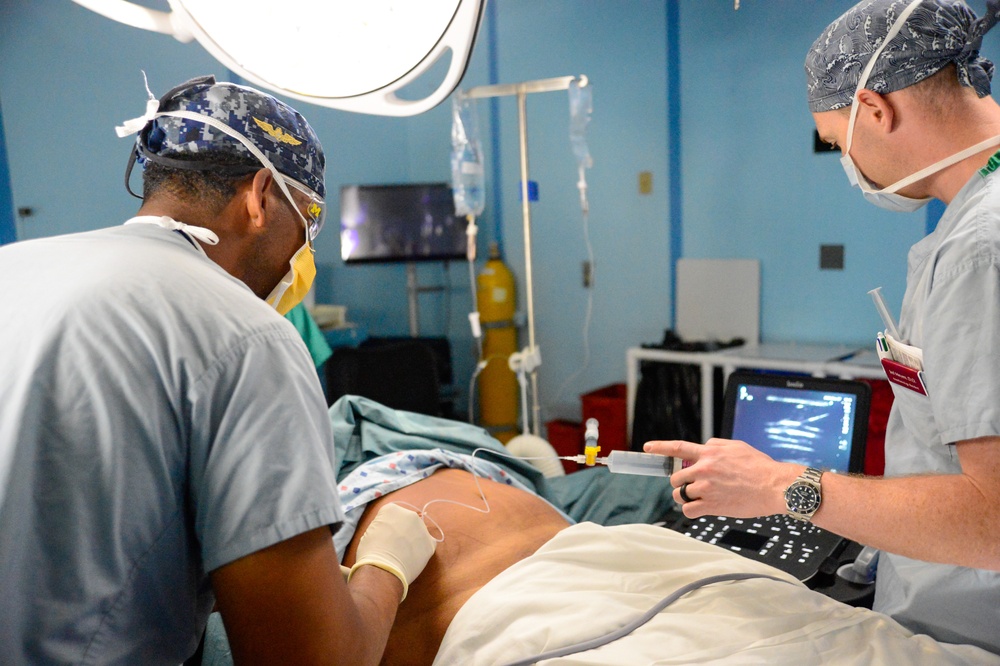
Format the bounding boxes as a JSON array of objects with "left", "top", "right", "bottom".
[
  {"left": 122, "top": 73, "right": 220, "bottom": 199},
  {"left": 124, "top": 140, "right": 260, "bottom": 200},
  {"left": 844, "top": 0, "right": 925, "bottom": 187},
  {"left": 119, "top": 107, "right": 315, "bottom": 240},
  {"left": 124, "top": 150, "right": 144, "bottom": 200}
]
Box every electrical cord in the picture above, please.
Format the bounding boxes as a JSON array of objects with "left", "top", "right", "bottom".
[
  {"left": 464, "top": 214, "right": 486, "bottom": 425},
  {"left": 468, "top": 359, "right": 485, "bottom": 424},
  {"left": 550, "top": 177, "right": 594, "bottom": 414},
  {"left": 468, "top": 253, "right": 484, "bottom": 362},
  {"left": 388, "top": 446, "right": 573, "bottom": 542}
]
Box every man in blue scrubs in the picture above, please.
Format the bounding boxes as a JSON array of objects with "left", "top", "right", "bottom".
[
  {"left": 647, "top": 0, "right": 1000, "bottom": 654},
  {"left": 0, "top": 76, "right": 435, "bottom": 664}
]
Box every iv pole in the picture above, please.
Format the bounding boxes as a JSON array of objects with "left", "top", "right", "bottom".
[{"left": 463, "top": 74, "right": 589, "bottom": 437}]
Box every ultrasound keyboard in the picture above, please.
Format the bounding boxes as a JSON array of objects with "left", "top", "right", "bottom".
[{"left": 670, "top": 513, "right": 847, "bottom": 583}]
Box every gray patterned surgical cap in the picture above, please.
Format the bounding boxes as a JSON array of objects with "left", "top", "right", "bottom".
[{"left": 806, "top": 0, "right": 1000, "bottom": 113}]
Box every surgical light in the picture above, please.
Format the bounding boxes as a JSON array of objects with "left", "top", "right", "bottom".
[{"left": 71, "top": 0, "right": 486, "bottom": 117}]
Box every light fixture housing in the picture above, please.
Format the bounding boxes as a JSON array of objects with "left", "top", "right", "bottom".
[{"left": 72, "top": 0, "right": 487, "bottom": 117}]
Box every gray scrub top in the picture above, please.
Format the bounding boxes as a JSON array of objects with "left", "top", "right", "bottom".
[
  {"left": 0, "top": 223, "right": 344, "bottom": 665},
  {"left": 874, "top": 160, "right": 1000, "bottom": 654}
]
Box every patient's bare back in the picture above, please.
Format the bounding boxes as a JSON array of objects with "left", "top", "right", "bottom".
[{"left": 343, "top": 468, "right": 570, "bottom": 666}]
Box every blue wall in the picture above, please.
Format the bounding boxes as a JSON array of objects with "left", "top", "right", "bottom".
[
  {"left": 2, "top": 0, "right": 998, "bottom": 422},
  {"left": 677, "top": 0, "right": 1000, "bottom": 349},
  {"left": 488, "top": 3, "right": 671, "bottom": 418},
  {"left": 679, "top": 1, "right": 922, "bottom": 345},
  {"left": 0, "top": 99, "right": 14, "bottom": 245}
]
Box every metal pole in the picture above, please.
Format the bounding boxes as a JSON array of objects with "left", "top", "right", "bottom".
[
  {"left": 461, "top": 75, "right": 588, "bottom": 438},
  {"left": 406, "top": 262, "right": 420, "bottom": 337},
  {"left": 516, "top": 91, "right": 542, "bottom": 436}
]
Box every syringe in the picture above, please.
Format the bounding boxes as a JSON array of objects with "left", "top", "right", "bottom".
[
  {"left": 868, "top": 287, "right": 901, "bottom": 340},
  {"left": 559, "top": 419, "right": 676, "bottom": 476},
  {"left": 597, "top": 450, "right": 674, "bottom": 477}
]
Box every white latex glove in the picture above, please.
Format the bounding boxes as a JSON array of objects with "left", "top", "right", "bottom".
[{"left": 348, "top": 503, "right": 436, "bottom": 601}]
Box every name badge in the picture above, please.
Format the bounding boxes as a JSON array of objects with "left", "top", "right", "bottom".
[{"left": 880, "top": 357, "right": 928, "bottom": 396}]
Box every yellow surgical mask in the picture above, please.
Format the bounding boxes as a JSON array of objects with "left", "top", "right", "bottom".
[{"left": 266, "top": 241, "right": 316, "bottom": 315}]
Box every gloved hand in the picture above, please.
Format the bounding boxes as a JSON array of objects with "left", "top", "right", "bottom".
[{"left": 348, "top": 503, "right": 436, "bottom": 601}]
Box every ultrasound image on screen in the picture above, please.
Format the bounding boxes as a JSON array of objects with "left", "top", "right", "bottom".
[
  {"left": 730, "top": 383, "right": 857, "bottom": 473},
  {"left": 340, "top": 184, "right": 467, "bottom": 263}
]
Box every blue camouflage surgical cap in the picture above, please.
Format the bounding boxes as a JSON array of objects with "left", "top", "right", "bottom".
[
  {"left": 134, "top": 75, "right": 326, "bottom": 198},
  {"left": 805, "top": 0, "right": 1000, "bottom": 113}
]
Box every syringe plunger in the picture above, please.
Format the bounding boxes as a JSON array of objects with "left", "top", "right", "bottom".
[{"left": 601, "top": 450, "right": 672, "bottom": 478}]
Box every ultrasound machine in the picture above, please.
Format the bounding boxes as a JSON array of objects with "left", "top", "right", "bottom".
[{"left": 666, "top": 371, "right": 876, "bottom": 606}]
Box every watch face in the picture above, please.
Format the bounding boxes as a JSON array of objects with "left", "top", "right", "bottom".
[{"left": 786, "top": 482, "right": 821, "bottom": 514}]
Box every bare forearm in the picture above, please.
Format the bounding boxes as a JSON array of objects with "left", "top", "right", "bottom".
[
  {"left": 646, "top": 436, "right": 1000, "bottom": 571},
  {"left": 214, "top": 528, "right": 408, "bottom": 666},
  {"left": 815, "top": 471, "right": 1000, "bottom": 570},
  {"left": 739, "top": 459, "right": 1000, "bottom": 568},
  {"left": 344, "top": 565, "right": 404, "bottom": 664}
]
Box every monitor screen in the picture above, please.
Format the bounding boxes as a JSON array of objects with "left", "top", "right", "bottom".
[
  {"left": 340, "top": 183, "right": 468, "bottom": 264},
  {"left": 720, "top": 372, "right": 870, "bottom": 474}
]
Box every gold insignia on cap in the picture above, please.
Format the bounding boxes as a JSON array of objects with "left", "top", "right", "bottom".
[{"left": 252, "top": 117, "right": 303, "bottom": 146}]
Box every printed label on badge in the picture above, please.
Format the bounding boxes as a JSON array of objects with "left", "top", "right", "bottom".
[{"left": 881, "top": 358, "right": 928, "bottom": 396}]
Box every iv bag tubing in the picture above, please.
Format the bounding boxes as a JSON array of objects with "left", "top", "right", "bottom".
[{"left": 464, "top": 75, "right": 589, "bottom": 436}]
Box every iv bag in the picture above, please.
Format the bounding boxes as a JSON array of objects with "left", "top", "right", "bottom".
[
  {"left": 451, "top": 95, "right": 485, "bottom": 217},
  {"left": 568, "top": 79, "right": 593, "bottom": 171}
]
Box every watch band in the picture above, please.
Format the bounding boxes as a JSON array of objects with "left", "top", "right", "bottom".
[{"left": 801, "top": 467, "right": 823, "bottom": 485}]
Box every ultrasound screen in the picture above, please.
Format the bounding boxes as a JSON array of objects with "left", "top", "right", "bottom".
[{"left": 729, "top": 382, "right": 858, "bottom": 473}]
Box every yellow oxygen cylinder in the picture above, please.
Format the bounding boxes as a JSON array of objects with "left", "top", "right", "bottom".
[{"left": 477, "top": 242, "right": 519, "bottom": 442}]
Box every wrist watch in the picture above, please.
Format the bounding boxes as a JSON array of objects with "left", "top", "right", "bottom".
[{"left": 784, "top": 467, "right": 824, "bottom": 522}]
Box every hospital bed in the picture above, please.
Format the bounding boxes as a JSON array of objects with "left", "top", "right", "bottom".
[{"left": 200, "top": 396, "right": 1000, "bottom": 665}]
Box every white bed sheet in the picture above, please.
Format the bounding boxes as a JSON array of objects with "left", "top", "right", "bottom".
[{"left": 433, "top": 523, "right": 999, "bottom": 665}]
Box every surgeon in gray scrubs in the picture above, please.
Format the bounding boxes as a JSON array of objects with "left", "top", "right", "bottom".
[
  {"left": 0, "top": 76, "right": 436, "bottom": 665},
  {"left": 646, "top": 0, "right": 1000, "bottom": 655}
]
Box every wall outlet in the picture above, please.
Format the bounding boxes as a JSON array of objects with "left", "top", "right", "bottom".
[
  {"left": 638, "top": 171, "right": 653, "bottom": 195},
  {"left": 820, "top": 244, "right": 844, "bottom": 270}
]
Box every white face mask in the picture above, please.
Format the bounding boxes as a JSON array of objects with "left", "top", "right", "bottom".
[
  {"left": 840, "top": 152, "right": 931, "bottom": 213},
  {"left": 842, "top": 0, "right": 1000, "bottom": 212}
]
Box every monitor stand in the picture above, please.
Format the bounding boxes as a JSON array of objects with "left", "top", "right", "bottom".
[{"left": 406, "top": 262, "right": 445, "bottom": 337}]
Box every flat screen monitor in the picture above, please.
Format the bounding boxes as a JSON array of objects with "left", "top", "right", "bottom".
[
  {"left": 720, "top": 371, "right": 871, "bottom": 474},
  {"left": 339, "top": 183, "right": 468, "bottom": 264}
]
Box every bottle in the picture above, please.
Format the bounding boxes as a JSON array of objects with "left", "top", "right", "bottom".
[{"left": 477, "top": 242, "right": 518, "bottom": 442}]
